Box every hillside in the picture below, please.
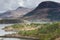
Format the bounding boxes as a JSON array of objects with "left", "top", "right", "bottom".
[
  {"left": 23, "top": 1, "right": 60, "bottom": 21},
  {"left": 0, "top": 7, "right": 32, "bottom": 19}
]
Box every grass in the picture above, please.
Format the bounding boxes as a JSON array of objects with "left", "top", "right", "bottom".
[
  {"left": 18, "top": 22, "right": 60, "bottom": 40},
  {"left": 11, "top": 24, "right": 25, "bottom": 28},
  {"left": 4, "top": 22, "right": 60, "bottom": 40}
]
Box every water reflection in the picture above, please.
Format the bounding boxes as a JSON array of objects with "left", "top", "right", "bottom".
[
  {"left": 0, "top": 38, "right": 33, "bottom": 40},
  {"left": 0, "top": 38, "right": 32, "bottom": 40},
  {"left": 0, "top": 24, "right": 15, "bottom": 36}
]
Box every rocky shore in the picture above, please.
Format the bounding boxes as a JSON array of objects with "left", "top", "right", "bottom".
[{"left": 3, "top": 34, "right": 39, "bottom": 40}]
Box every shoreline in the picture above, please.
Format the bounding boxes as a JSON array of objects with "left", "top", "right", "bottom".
[
  {"left": 2, "top": 23, "right": 40, "bottom": 40},
  {"left": 0, "top": 34, "right": 39, "bottom": 40}
]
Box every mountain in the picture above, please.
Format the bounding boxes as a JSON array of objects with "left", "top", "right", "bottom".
[
  {"left": 36, "top": 1, "right": 60, "bottom": 9},
  {"left": 0, "top": 7, "right": 32, "bottom": 19},
  {"left": 22, "top": 1, "right": 60, "bottom": 21}
]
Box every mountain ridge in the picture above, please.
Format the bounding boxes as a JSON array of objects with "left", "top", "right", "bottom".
[
  {"left": 0, "top": 7, "right": 32, "bottom": 19},
  {"left": 22, "top": 1, "right": 60, "bottom": 21}
]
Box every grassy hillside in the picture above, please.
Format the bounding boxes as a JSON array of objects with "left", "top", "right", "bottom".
[{"left": 4, "top": 22, "right": 60, "bottom": 40}]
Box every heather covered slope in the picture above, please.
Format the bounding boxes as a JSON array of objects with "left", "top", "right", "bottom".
[{"left": 23, "top": 1, "right": 60, "bottom": 21}]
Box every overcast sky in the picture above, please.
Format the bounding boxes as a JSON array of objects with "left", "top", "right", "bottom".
[{"left": 0, "top": 0, "right": 60, "bottom": 13}]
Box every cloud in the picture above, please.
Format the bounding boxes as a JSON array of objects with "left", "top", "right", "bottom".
[
  {"left": 18, "top": 0, "right": 24, "bottom": 7},
  {"left": 0, "top": 0, "right": 60, "bottom": 13},
  {"left": 0, "top": 0, "right": 19, "bottom": 13},
  {"left": 18, "top": 0, "right": 60, "bottom": 8},
  {"left": 18, "top": 0, "right": 49, "bottom": 8},
  {"left": 26, "top": 0, "right": 47, "bottom": 8}
]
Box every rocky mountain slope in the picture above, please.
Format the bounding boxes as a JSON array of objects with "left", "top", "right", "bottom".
[
  {"left": 23, "top": 1, "right": 60, "bottom": 21},
  {"left": 0, "top": 7, "right": 32, "bottom": 19}
]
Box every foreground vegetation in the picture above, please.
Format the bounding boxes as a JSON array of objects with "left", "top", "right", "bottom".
[{"left": 3, "top": 22, "right": 60, "bottom": 40}]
